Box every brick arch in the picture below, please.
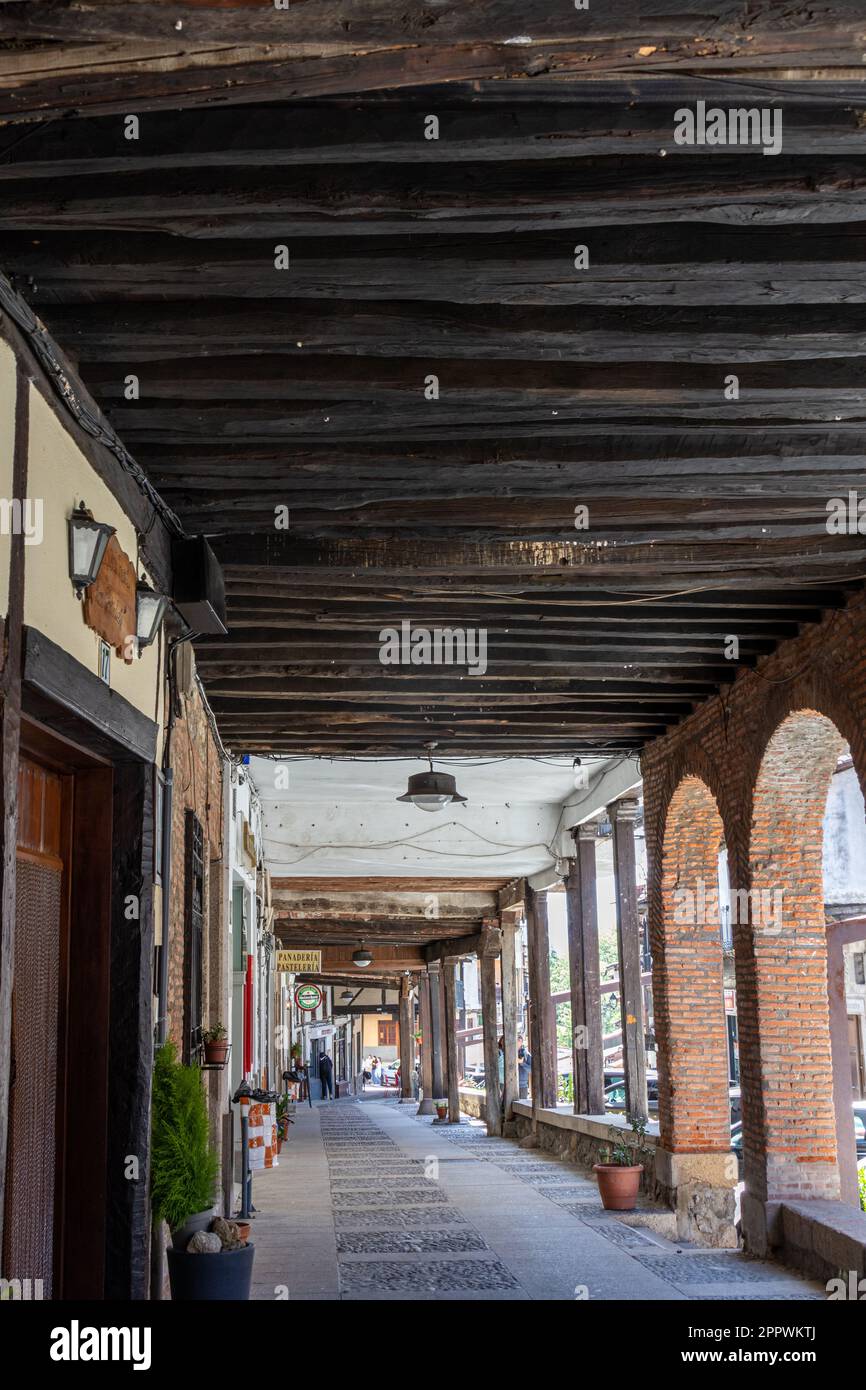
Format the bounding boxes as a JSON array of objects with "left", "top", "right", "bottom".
[
  {"left": 653, "top": 774, "right": 731, "bottom": 1154},
  {"left": 743, "top": 708, "right": 845, "bottom": 1206}
]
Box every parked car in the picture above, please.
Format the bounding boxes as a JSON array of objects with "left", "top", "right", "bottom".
[
  {"left": 604, "top": 1079, "right": 659, "bottom": 1114},
  {"left": 854, "top": 1103, "right": 866, "bottom": 1158},
  {"left": 730, "top": 1122, "right": 744, "bottom": 1178},
  {"left": 381, "top": 1062, "right": 400, "bottom": 1088}
]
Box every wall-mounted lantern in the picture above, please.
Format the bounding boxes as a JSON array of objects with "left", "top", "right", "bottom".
[
  {"left": 135, "top": 578, "right": 169, "bottom": 648},
  {"left": 67, "top": 501, "right": 115, "bottom": 598}
]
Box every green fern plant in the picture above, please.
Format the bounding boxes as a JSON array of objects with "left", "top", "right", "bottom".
[{"left": 151, "top": 1041, "right": 219, "bottom": 1233}]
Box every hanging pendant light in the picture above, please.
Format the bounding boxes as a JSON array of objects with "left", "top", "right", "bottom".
[
  {"left": 352, "top": 946, "right": 373, "bottom": 968},
  {"left": 396, "top": 743, "right": 467, "bottom": 813}
]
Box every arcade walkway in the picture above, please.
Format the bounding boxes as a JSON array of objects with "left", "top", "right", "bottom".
[{"left": 246, "top": 1099, "right": 823, "bottom": 1301}]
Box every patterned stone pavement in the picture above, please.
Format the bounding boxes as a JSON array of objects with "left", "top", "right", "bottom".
[{"left": 245, "top": 1097, "right": 826, "bottom": 1301}]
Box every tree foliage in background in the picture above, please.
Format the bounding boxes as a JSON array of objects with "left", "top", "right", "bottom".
[
  {"left": 549, "top": 939, "right": 622, "bottom": 1043},
  {"left": 150, "top": 1041, "right": 219, "bottom": 1233}
]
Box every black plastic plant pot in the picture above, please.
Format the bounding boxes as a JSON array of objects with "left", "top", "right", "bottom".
[{"left": 167, "top": 1243, "right": 255, "bottom": 1301}]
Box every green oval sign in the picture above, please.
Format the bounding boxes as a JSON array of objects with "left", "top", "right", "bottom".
[{"left": 295, "top": 982, "right": 324, "bottom": 1011}]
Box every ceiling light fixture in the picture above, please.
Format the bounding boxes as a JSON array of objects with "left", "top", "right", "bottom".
[
  {"left": 396, "top": 742, "right": 467, "bottom": 813},
  {"left": 352, "top": 947, "right": 373, "bottom": 968}
]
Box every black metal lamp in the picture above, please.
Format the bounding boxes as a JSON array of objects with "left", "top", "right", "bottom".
[
  {"left": 135, "top": 578, "right": 169, "bottom": 648},
  {"left": 67, "top": 501, "right": 115, "bottom": 598},
  {"left": 352, "top": 947, "right": 373, "bottom": 968},
  {"left": 396, "top": 743, "right": 467, "bottom": 813}
]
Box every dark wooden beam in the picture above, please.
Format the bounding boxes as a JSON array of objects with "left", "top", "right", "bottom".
[
  {"left": 480, "top": 952, "right": 502, "bottom": 1136},
  {"left": 565, "top": 827, "right": 605, "bottom": 1116},
  {"left": 525, "top": 885, "right": 557, "bottom": 1113},
  {"left": 0, "top": 363, "right": 28, "bottom": 1256},
  {"left": 610, "top": 797, "right": 649, "bottom": 1124}
]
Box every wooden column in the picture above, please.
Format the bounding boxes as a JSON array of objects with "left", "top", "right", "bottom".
[
  {"left": 565, "top": 825, "right": 605, "bottom": 1115},
  {"left": 610, "top": 798, "right": 648, "bottom": 1123},
  {"left": 428, "top": 959, "right": 445, "bottom": 1100},
  {"left": 480, "top": 951, "right": 501, "bottom": 1136},
  {"left": 442, "top": 958, "right": 461, "bottom": 1123},
  {"left": 0, "top": 367, "right": 27, "bottom": 1259},
  {"left": 525, "top": 885, "right": 557, "bottom": 1112},
  {"left": 417, "top": 971, "right": 434, "bottom": 1114},
  {"left": 500, "top": 917, "right": 519, "bottom": 1121},
  {"left": 398, "top": 974, "right": 414, "bottom": 1101}
]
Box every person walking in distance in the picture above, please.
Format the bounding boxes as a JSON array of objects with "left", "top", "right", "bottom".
[
  {"left": 517, "top": 1033, "right": 532, "bottom": 1100},
  {"left": 319, "top": 1049, "right": 334, "bottom": 1102}
]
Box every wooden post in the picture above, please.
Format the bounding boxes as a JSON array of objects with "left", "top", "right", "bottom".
[
  {"left": 525, "top": 885, "right": 557, "bottom": 1112},
  {"left": 565, "top": 825, "right": 605, "bottom": 1115},
  {"left": 0, "top": 367, "right": 27, "bottom": 1259},
  {"left": 480, "top": 951, "right": 501, "bottom": 1136},
  {"left": 398, "top": 974, "right": 414, "bottom": 1101},
  {"left": 500, "top": 917, "right": 519, "bottom": 1121},
  {"left": 610, "top": 798, "right": 648, "bottom": 1123},
  {"left": 417, "top": 971, "right": 434, "bottom": 1114},
  {"left": 442, "top": 958, "right": 461, "bottom": 1123},
  {"left": 428, "top": 959, "right": 445, "bottom": 1100}
]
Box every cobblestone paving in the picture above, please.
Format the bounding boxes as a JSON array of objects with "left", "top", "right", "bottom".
[
  {"left": 340, "top": 1258, "right": 522, "bottom": 1294},
  {"left": 333, "top": 1207, "right": 468, "bottom": 1230},
  {"left": 248, "top": 1100, "right": 826, "bottom": 1301},
  {"left": 336, "top": 1228, "right": 488, "bottom": 1254}
]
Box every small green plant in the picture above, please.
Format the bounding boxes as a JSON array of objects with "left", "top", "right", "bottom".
[
  {"left": 600, "top": 1116, "right": 651, "bottom": 1167},
  {"left": 859, "top": 1164, "right": 865, "bottom": 1214},
  {"left": 558, "top": 1072, "right": 574, "bottom": 1105},
  {"left": 202, "top": 1022, "right": 227, "bottom": 1043},
  {"left": 151, "top": 1042, "right": 219, "bottom": 1233}
]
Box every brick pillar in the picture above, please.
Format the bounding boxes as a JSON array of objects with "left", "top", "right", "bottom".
[
  {"left": 647, "top": 773, "right": 737, "bottom": 1247},
  {"left": 739, "top": 712, "right": 843, "bottom": 1252}
]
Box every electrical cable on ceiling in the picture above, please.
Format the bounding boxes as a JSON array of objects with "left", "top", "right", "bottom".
[{"left": 0, "top": 271, "right": 186, "bottom": 544}]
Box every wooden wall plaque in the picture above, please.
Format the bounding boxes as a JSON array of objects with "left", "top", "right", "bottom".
[{"left": 82, "top": 535, "right": 137, "bottom": 663}]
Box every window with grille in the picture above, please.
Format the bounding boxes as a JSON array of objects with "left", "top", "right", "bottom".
[{"left": 184, "top": 810, "right": 205, "bottom": 1062}]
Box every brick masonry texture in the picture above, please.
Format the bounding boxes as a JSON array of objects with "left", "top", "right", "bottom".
[
  {"left": 166, "top": 679, "right": 224, "bottom": 1061},
  {"left": 640, "top": 589, "right": 866, "bottom": 1204}
]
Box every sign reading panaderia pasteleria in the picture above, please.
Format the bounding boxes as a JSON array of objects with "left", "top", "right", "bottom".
[{"left": 277, "top": 949, "right": 322, "bottom": 974}]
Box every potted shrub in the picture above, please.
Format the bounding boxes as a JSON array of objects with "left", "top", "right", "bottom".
[
  {"left": 202, "top": 1021, "right": 229, "bottom": 1066},
  {"left": 434, "top": 1099, "right": 448, "bottom": 1121},
  {"left": 275, "top": 1093, "right": 294, "bottom": 1151},
  {"left": 151, "top": 1043, "right": 255, "bottom": 1300},
  {"left": 593, "top": 1118, "right": 650, "bottom": 1211}
]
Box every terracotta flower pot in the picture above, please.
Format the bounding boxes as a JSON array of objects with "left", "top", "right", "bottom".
[
  {"left": 235, "top": 1221, "right": 251, "bottom": 1243},
  {"left": 435, "top": 1103, "right": 448, "bottom": 1120},
  {"left": 203, "top": 1039, "right": 229, "bottom": 1066},
  {"left": 593, "top": 1163, "right": 643, "bottom": 1211}
]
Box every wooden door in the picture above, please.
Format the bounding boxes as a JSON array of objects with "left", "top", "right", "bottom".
[{"left": 3, "top": 757, "right": 69, "bottom": 1297}]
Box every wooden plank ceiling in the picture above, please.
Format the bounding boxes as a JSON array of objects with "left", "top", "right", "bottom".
[{"left": 1, "top": 3, "right": 865, "bottom": 757}]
